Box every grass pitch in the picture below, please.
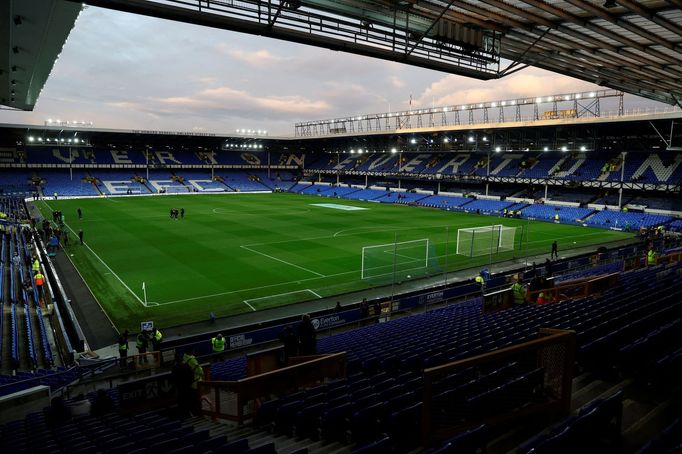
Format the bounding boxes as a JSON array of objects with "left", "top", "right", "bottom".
[{"left": 38, "top": 193, "right": 631, "bottom": 331}]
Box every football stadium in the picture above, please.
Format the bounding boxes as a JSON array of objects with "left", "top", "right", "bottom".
[{"left": 1, "top": 1, "right": 682, "bottom": 453}]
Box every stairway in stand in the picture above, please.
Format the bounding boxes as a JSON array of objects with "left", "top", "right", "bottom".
[{"left": 186, "top": 415, "right": 349, "bottom": 454}]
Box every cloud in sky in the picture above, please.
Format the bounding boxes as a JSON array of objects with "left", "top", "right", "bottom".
[
  {"left": 216, "top": 46, "right": 287, "bottom": 67},
  {"left": 0, "top": 5, "right": 666, "bottom": 135}
]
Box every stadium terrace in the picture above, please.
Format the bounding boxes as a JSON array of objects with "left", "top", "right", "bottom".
[
  {"left": 2, "top": 0, "right": 682, "bottom": 450},
  {"left": 2, "top": 106, "right": 682, "bottom": 452}
]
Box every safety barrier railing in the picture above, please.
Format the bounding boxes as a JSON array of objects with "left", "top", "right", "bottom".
[{"left": 198, "top": 352, "right": 346, "bottom": 424}]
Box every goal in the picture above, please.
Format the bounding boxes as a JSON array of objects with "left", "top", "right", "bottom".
[
  {"left": 361, "top": 238, "right": 433, "bottom": 282},
  {"left": 456, "top": 225, "right": 516, "bottom": 257}
]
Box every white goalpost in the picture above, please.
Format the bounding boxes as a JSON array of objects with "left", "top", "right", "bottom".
[
  {"left": 456, "top": 225, "right": 516, "bottom": 257},
  {"left": 361, "top": 238, "right": 430, "bottom": 280}
]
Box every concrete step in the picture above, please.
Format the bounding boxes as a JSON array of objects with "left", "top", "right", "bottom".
[
  {"left": 188, "top": 415, "right": 350, "bottom": 454},
  {"left": 570, "top": 378, "right": 625, "bottom": 411},
  {"left": 622, "top": 396, "right": 680, "bottom": 452}
]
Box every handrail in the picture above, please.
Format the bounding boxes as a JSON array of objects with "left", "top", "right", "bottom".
[
  {"left": 526, "top": 272, "right": 620, "bottom": 303},
  {"left": 0, "top": 365, "right": 81, "bottom": 394},
  {"left": 199, "top": 352, "right": 346, "bottom": 424},
  {"left": 0, "top": 351, "right": 163, "bottom": 397}
]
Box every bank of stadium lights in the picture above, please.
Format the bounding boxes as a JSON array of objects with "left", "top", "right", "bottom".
[
  {"left": 28, "top": 135, "right": 87, "bottom": 145},
  {"left": 235, "top": 129, "right": 268, "bottom": 136},
  {"left": 297, "top": 90, "right": 617, "bottom": 131},
  {"left": 224, "top": 143, "right": 264, "bottom": 149}
]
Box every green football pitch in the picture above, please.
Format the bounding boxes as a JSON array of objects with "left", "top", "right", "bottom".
[{"left": 37, "top": 193, "right": 632, "bottom": 331}]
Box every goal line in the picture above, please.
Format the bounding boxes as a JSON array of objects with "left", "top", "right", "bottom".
[
  {"left": 243, "top": 288, "right": 323, "bottom": 311},
  {"left": 455, "top": 224, "right": 516, "bottom": 257},
  {"left": 361, "top": 238, "right": 430, "bottom": 280}
]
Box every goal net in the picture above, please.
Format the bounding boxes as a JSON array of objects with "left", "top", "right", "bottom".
[
  {"left": 456, "top": 225, "right": 516, "bottom": 257},
  {"left": 361, "top": 238, "right": 437, "bottom": 284}
]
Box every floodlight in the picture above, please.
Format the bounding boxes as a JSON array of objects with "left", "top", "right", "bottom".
[
  {"left": 38, "top": 137, "right": 42, "bottom": 142},
  {"left": 491, "top": 102, "right": 497, "bottom": 107},
  {"left": 543, "top": 147, "right": 549, "bottom": 152},
  {"left": 74, "top": 138, "right": 79, "bottom": 143},
  {"left": 482, "top": 136, "right": 488, "bottom": 142},
  {"left": 468, "top": 136, "right": 474, "bottom": 143},
  {"left": 443, "top": 138, "right": 449, "bottom": 143},
  {"left": 536, "top": 97, "right": 542, "bottom": 103},
  {"left": 495, "top": 146, "right": 501, "bottom": 152},
  {"left": 391, "top": 148, "right": 397, "bottom": 153},
  {"left": 589, "top": 92, "right": 596, "bottom": 97},
  {"left": 47, "top": 119, "right": 53, "bottom": 123},
  {"left": 501, "top": 101, "right": 506, "bottom": 106},
  {"left": 511, "top": 100, "right": 516, "bottom": 105},
  {"left": 461, "top": 105, "right": 467, "bottom": 110},
  {"left": 410, "top": 138, "right": 416, "bottom": 144},
  {"left": 575, "top": 94, "right": 582, "bottom": 99},
  {"left": 561, "top": 146, "right": 568, "bottom": 152},
  {"left": 350, "top": 149, "right": 355, "bottom": 154},
  {"left": 580, "top": 145, "right": 586, "bottom": 151},
  {"left": 28, "top": 136, "right": 34, "bottom": 142}
]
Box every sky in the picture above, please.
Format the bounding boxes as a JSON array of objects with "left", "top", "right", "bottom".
[{"left": 0, "top": 5, "right": 668, "bottom": 136}]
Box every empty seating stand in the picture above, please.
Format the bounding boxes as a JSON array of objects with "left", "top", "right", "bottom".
[{"left": 518, "top": 390, "right": 623, "bottom": 453}]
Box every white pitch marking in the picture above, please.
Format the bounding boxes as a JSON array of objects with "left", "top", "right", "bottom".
[
  {"left": 240, "top": 245, "right": 325, "bottom": 277},
  {"left": 43, "top": 197, "right": 615, "bottom": 308},
  {"left": 42, "top": 200, "right": 147, "bottom": 307},
  {"left": 308, "top": 289, "right": 323, "bottom": 299},
  {"left": 156, "top": 270, "right": 355, "bottom": 306},
  {"left": 133, "top": 230, "right": 609, "bottom": 307},
  {"left": 212, "top": 207, "right": 311, "bottom": 216},
  {"left": 244, "top": 289, "right": 321, "bottom": 307},
  {"left": 243, "top": 301, "right": 257, "bottom": 311}
]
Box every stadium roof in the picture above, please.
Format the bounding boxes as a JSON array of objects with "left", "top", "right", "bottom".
[
  {"left": 75, "top": 0, "right": 682, "bottom": 107},
  {"left": 1, "top": 0, "right": 81, "bottom": 111}
]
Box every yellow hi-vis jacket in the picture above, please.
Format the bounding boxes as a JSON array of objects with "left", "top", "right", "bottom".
[{"left": 212, "top": 337, "right": 225, "bottom": 352}]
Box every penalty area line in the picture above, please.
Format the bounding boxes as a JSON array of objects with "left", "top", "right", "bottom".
[
  {"left": 243, "top": 289, "right": 321, "bottom": 311},
  {"left": 240, "top": 245, "right": 325, "bottom": 277}
]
